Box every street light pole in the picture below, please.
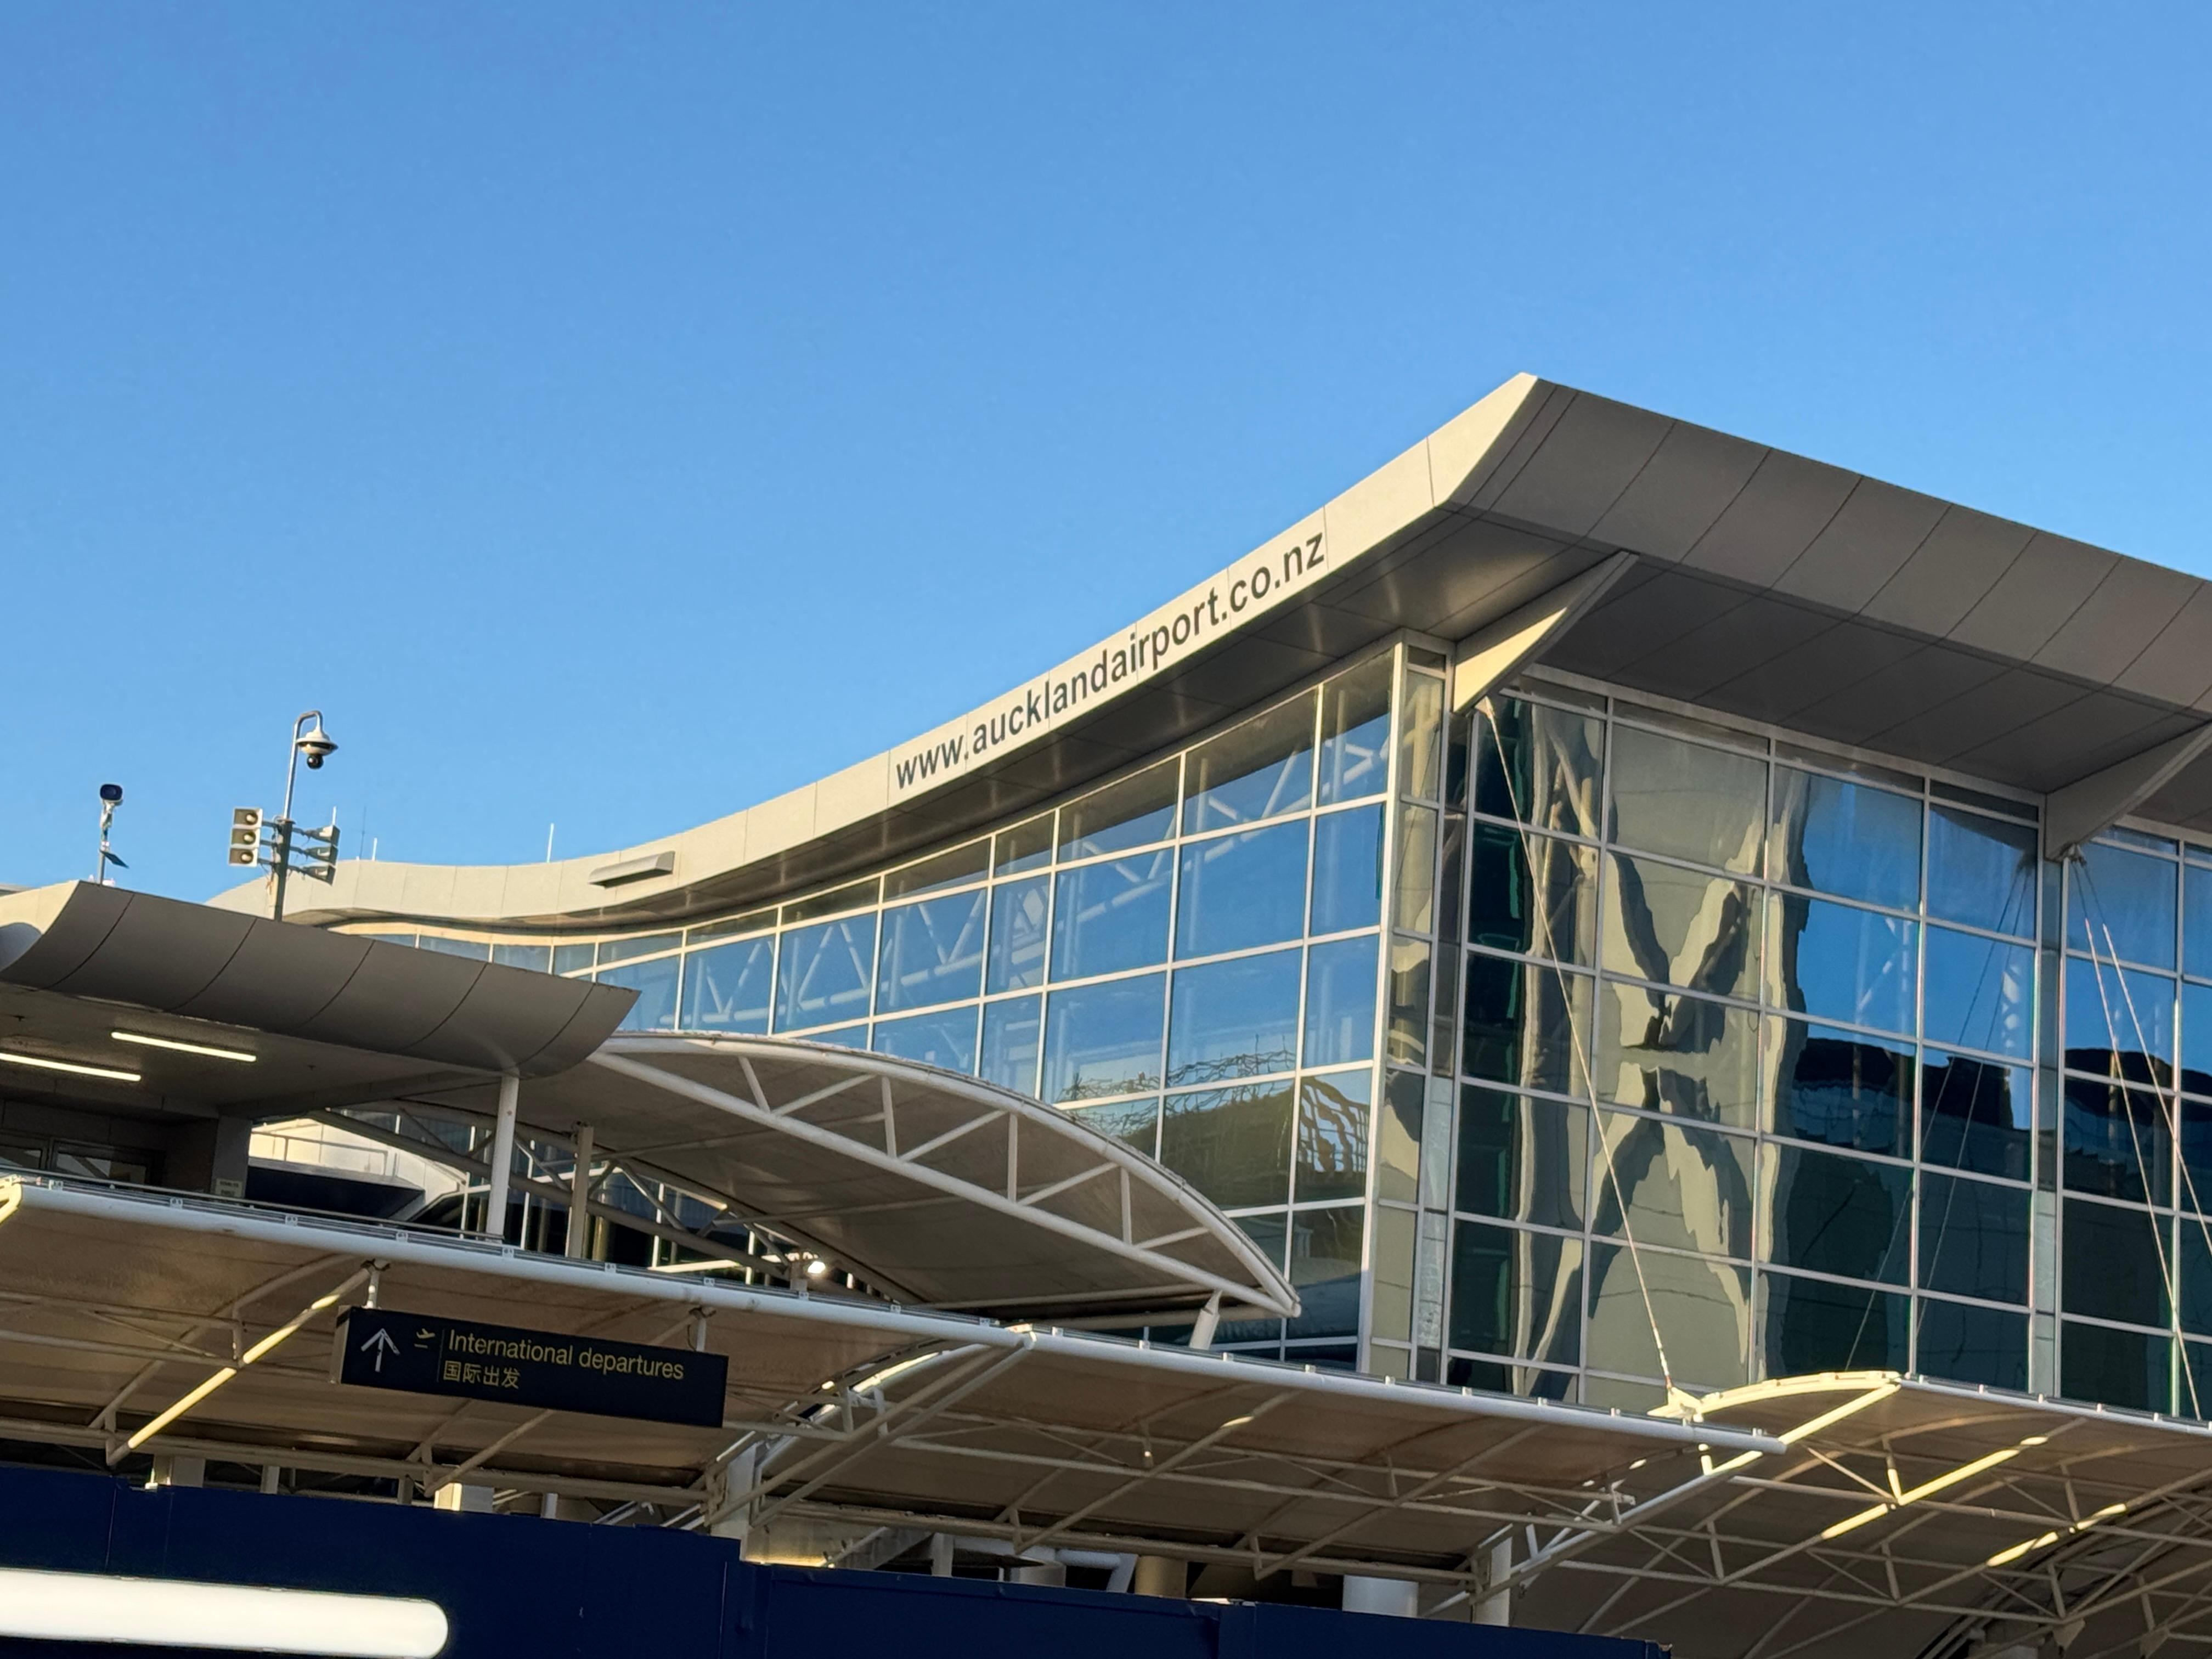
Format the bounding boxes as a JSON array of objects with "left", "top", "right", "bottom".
[{"left": 269, "top": 710, "right": 337, "bottom": 923}]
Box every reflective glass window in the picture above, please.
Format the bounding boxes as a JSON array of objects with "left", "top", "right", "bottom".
[
  {"left": 1051, "top": 853, "right": 1171, "bottom": 980},
  {"left": 1602, "top": 851, "right": 1759, "bottom": 1000},
  {"left": 680, "top": 936, "right": 774, "bottom": 1034},
  {"left": 1370, "top": 1206, "right": 1416, "bottom": 1342},
  {"left": 1596, "top": 983, "right": 1758, "bottom": 1128},
  {"left": 1041, "top": 975, "right": 1164, "bottom": 1103},
  {"left": 785, "top": 879, "right": 878, "bottom": 925},
  {"left": 1069, "top": 1097, "right": 1158, "bottom": 1156},
  {"left": 600, "top": 954, "right": 680, "bottom": 1031},
  {"left": 492, "top": 943, "right": 554, "bottom": 973},
  {"left": 809, "top": 1024, "right": 868, "bottom": 1051},
  {"left": 986, "top": 876, "right": 1049, "bottom": 994},
  {"left": 980, "top": 995, "right": 1042, "bottom": 1096},
  {"left": 2069, "top": 840, "right": 2177, "bottom": 969},
  {"left": 1607, "top": 725, "right": 1765, "bottom": 877},
  {"left": 1176, "top": 823, "right": 1308, "bottom": 959},
  {"left": 1288, "top": 1206, "right": 1365, "bottom": 1339},
  {"left": 1302, "top": 934, "right": 1378, "bottom": 1068},
  {"left": 1767, "top": 767, "right": 1921, "bottom": 910},
  {"left": 1311, "top": 806, "right": 1385, "bottom": 935},
  {"left": 1388, "top": 939, "right": 1432, "bottom": 1069},
  {"left": 1296, "top": 1071, "right": 1370, "bottom": 1203},
  {"left": 875, "top": 890, "right": 986, "bottom": 1014},
  {"left": 419, "top": 935, "right": 492, "bottom": 961},
  {"left": 1457, "top": 1086, "right": 1587, "bottom": 1231},
  {"left": 1923, "top": 927, "right": 2034, "bottom": 1059},
  {"left": 1374, "top": 1071, "right": 1423, "bottom": 1205},
  {"left": 2188, "top": 863, "right": 2212, "bottom": 981},
  {"left": 1916, "top": 1299, "right": 2028, "bottom": 1391},
  {"left": 1920, "top": 1053, "right": 2032, "bottom": 1182},
  {"left": 596, "top": 932, "right": 679, "bottom": 967},
  {"left": 1586, "top": 1244, "right": 1749, "bottom": 1389},
  {"left": 2181, "top": 1227, "right": 2212, "bottom": 1337},
  {"left": 1475, "top": 697, "right": 1604, "bottom": 838},
  {"left": 2062, "top": 1321, "right": 2169, "bottom": 1414},
  {"left": 2063, "top": 1077, "right": 2171, "bottom": 1204},
  {"left": 1767, "top": 895, "right": 1916, "bottom": 1034},
  {"left": 1464, "top": 953, "right": 1589, "bottom": 1097},
  {"left": 1059, "top": 762, "right": 1177, "bottom": 860},
  {"left": 1594, "top": 1110, "right": 1753, "bottom": 1260},
  {"left": 775, "top": 915, "right": 877, "bottom": 1032},
  {"left": 2064, "top": 956, "right": 2175, "bottom": 1084},
  {"left": 1918, "top": 1173, "right": 2029, "bottom": 1303},
  {"left": 1398, "top": 672, "right": 1446, "bottom": 802},
  {"left": 1449, "top": 1221, "right": 1583, "bottom": 1368},
  {"left": 2063, "top": 1200, "right": 2170, "bottom": 1328},
  {"left": 1759, "top": 1142, "right": 1911, "bottom": 1286},
  {"left": 1184, "top": 694, "right": 1314, "bottom": 833},
  {"left": 2186, "top": 1100, "right": 2212, "bottom": 1214},
  {"left": 1317, "top": 656, "right": 1392, "bottom": 805},
  {"left": 1765, "top": 1020, "right": 1911, "bottom": 1156},
  {"left": 1927, "top": 806, "right": 2038, "bottom": 938},
  {"left": 688, "top": 910, "right": 774, "bottom": 945},
  {"left": 1471, "top": 825, "right": 1597, "bottom": 965},
  {"left": 1393, "top": 806, "right": 1438, "bottom": 934},
  {"left": 1160, "top": 1080, "right": 1293, "bottom": 1209},
  {"left": 886, "top": 839, "right": 989, "bottom": 900},
  {"left": 994, "top": 815, "right": 1053, "bottom": 876},
  {"left": 871, "top": 1009, "right": 977, "bottom": 1073},
  {"left": 2187, "top": 982, "right": 2212, "bottom": 1100},
  {"left": 1166, "top": 950, "right": 1301, "bottom": 1087},
  {"left": 553, "top": 943, "right": 594, "bottom": 975},
  {"left": 1762, "top": 1272, "right": 1908, "bottom": 1375}
]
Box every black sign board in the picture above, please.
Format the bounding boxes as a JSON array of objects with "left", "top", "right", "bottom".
[{"left": 334, "top": 1308, "right": 727, "bottom": 1427}]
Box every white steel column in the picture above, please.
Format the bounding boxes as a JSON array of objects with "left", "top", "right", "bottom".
[
  {"left": 565, "top": 1123, "right": 593, "bottom": 1260},
  {"left": 1343, "top": 1577, "right": 1417, "bottom": 1618},
  {"left": 484, "top": 1072, "right": 520, "bottom": 1241}
]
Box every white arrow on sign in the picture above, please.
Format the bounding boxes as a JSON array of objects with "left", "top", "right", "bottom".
[{"left": 360, "top": 1328, "right": 402, "bottom": 1373}]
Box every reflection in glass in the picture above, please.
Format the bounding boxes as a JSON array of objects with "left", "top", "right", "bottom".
[
  {"left": 785, "top": 879, "right": 878, "bottom": 925},
  {"left": 1767, "top": 895, "right": 1916, "bottom": 1034},
  {"left": 995, "top": 815, "right": 1053, "bottom": 875},
  {"left": 776, "top": 915, "right": 877, "bottom": 1032},
  {"left": 2187, "top": 983, "right": 2212, "bottom": 1101},
  {"left": 1607, "top": 725, "right": 1765, "bottom": 876},
  {"left": 886, "top": 839, "right": 989, "bottom": 900},
  {"left": 1927, "top": 806, "right": 2038, "bottom": 938},
  {"left": 1767, "top": 767, "right": 1921, "bottom": 910},
  {"left": 1370, "top": 1206, "right": 1415, "bottom": 1342},
  {"left": 1765, "top": 1020, "right": 1911, "bottom": 1155},
  {"left": 2063, "top": 1321, "right": 2170, "bottom": 1413},
  {"left": 1399, "top": 671, "right": 1446, "bottom": 803},
  {"left": 1762, "top": 1272, "right": 1908, "bottom": 1375},
  {"left": 554, "top": 943, "right": 594, "bottom": 976},
  {"left": 2181, "top": 1227, "right": 2212, "bottom": 1337},
  {"left": 875, "top": 890, "right": 986, "bottom": 1014},
  {"left": 1759, "top": 1142, "right": 1910, "bottom": 1285},
  {"left": 680, "top": 936, "right": 774, "bottom": 1034},
  {"left": 1389, "top": 939, "right": 1433, "bottom": 1069},
  {"left": 1464, "top": 953, "right": 1588, "bottom": 1096},
  {"left": 1456, "top": 1086, "right": 1587, "bottom": 1230},
  {"left": 1375, "top": 1070, "right": 1423, "bottom": 1205},
  {"left": 1184, "top": 694, "right": 1314, "bottom": 833},
  {"left": 420, "top": 935, "right": 493, "bottom": 961},
  {"left": 1923, "top": 927, "right": 2034, "bottom": 1059},
  {"left": 980, "top": 996, "right": 1042, "bottom": 1096},
  {"left": 1302, "top": 935, "right": 1378, "bottom": 1068},
  {"left": 1051, "top": 854, "right": 1172, "bottom": 980},
  {"left": 1586, "top": 1244, "right": 1749, "bottom": 1389},
  {"left": 986, "top": 876, "right": 1049, "bottom": 994},
  {"left": 1918, "top": 1172, "right": 2028, "bottom": 1302},
  {"left": 1176, "top": 823, "right": 1308, "bottom": 958},
  {"left": 1393, "top": 805, "right": 1439, "bottom": 934},
  {"left": 1471, "top": 825, "right": 1597, "bottom": 964},
  {"left": 1160, "top": 1080, "right": 1293, "bottom": 1209},
  {"left": 1069, "top": 1097, "right": 1159, "bottom": 1156},
  {"left": 601, "top": 955, "right": 680, "bottom": 1031},
  {"left": 871, "top": 1008, "right": 977, "bottom": 1073},
  {"left": 2065, "top": 956, "right": 2175, "bottom": 1085},
  {"left": 1444, "top": 1357, "right": 1575, "bottom": 1401},
  {"left": 1058, "top": 761, "right": 1178, "bottom": 860},
  {"left": 1475, "top": 697, "right": 1604, "bottom": 838},
  {"left": 1042, "top": 976, "right": 1164, "bottom": 1102},
  {"left": 1288, "top": 1206, "right": 1365, "bottom": 1339},
  {"left": 1296, "top": 1072, "right": 1371, "bottom": 1202},
  {"left": 2064, "top": 1077, "right": 2171, "bottom": 1204},
  {"left": 1318, "top": 656, "right": 1393, "bottom": 805},
  {"left": 2063, "top": 1199, "right": 2170, "bottom": 1327},
  {"left": 1311, "top": 806, "right": 1385, "bottom": 935},
  {"left": 1921, "top": 1053, "right": 2033, "bottom": 1181},
  {"left": 594, "top": 932, "right": 677, "bottom": 966},
  {"left": 1916, "top": 1299, "right": 2027, "bottom": 1391},
  {"left": 1593, "top": 1110, "right": 1753, "bottom": 1260},
  {"left": 1449, "top": 1221, "right": 1583, "bottom": 1368},
  {"left": 1596, "top": 983, "right": 1757, "bottom": 1127},
  {"left": 1166, "top": 950, "right": 1301, "bottom": 1086},
  {"left": 492, "top": 943, "right": 554, "bottom": 973},
  {"left": 2190, "top": 864, "right": 2212, "bottom": 981},
  {"left": 1603, "top": 850, "right": 1758, "bottom": 999},
  {"left": 2069, "top": 840, "right": 2178, "bottom": 969}
]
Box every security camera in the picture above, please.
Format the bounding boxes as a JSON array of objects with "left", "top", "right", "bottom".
[
  {"left": 98, "top": 783, "right": 123, "bottom": 804},
  {"left": 295, "top": 717, "right": 338, "bottom": 770},
  {"left": 304, "top": 752, "right": 326, "bottom": 769}
]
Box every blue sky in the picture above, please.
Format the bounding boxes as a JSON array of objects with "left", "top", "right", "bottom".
[{"left": 4, "top": 5, "right": 2209, "bottom": 901}]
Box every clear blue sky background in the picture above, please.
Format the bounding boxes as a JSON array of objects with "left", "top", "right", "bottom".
[{"left": 5, "top": 5, "right": 2209, "bottom": 901}]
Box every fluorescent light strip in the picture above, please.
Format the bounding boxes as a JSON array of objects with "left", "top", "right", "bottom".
[
  {"left": 0, "top": 1051, "right": 140, "bottom": 1084},
  {"left": 0, "top": 1567, "right": 447, "bottom": 1657},
  {"left": 112, "top": 1030, "right": 258, "bottom": 1063}
]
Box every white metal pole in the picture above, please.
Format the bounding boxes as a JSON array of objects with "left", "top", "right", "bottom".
[
  {"left": 565, "top": 1124, "right": 594, "bottom": 1260},
  {"left": 485, "top": 1073, "right": 520, "bottom": 1242}
]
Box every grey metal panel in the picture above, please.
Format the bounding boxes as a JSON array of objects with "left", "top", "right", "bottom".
[
  {"left": 173, "top": 924, "right": 373, "bottom": 1030},
  {"left": 1588, "top": 420, "right": 1767, "bottom": 561},
  {"left": 1864, "top": 668, "right": 2087, "bottom": 765},
  {"left": 1771, "top": 479, "right": 1949, "bottom": 613},
  {"left": 1954, "top": 699, "right": 2194, "bottom": 794},
  {"left": 1543, "top": 567, "right": 1745, "bottom": 681},
  {"left": 287, "top": 943, "right": 488, "bottom": 1055},
  {"left": 1483, "top": 393, "right": 1673, "bottom": 541},
  {"left": 2032, "top": 554, "right": 2203, "bottom": 684},
  {"left": 1859, "top": 506, "right": 2033, "bottom": 633},
  {"left": 0, "top": 884, "right": 129, "bottom": 986},
  {"left": 1681, "top": 451, "right": 1858, "bottom": 586},
  {"left": 1786, "top": 644, "right": 2007, "bottom": 748},
  {"left": 414, "top": 969, "right": 609, "bottom": 1074},
  {"left": 1948, "top": 531, "right": 2119, "bottom": 658},
  {"left": 1624, "top": 594, "right": 1843, "bottom": 704},
  {"left": 1460, "top": 383, "right": 1576, "bottom": 512},
  {"left": 1699, "top": 617, "right": 1926, "bottom": 726},
  {"left": 2123, "top": 586, "right": 2212, "bottom": 709},
  {"left": 43, "top": 897, "right": 252, "bottom": 1007},
  {"left": 2135, "top": 759, "right": 2212, "bottom": 832}
]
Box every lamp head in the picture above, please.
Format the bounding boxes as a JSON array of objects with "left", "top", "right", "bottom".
[{"left": 296, "top": 719, "right": 337, "bottom": 770}]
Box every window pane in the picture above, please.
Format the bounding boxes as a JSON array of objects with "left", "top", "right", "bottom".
[
  {"left": 554, "top": 943, "right": 593, "bottom": 975},
  {"left": 1928, "top": 806, "right": 2038, "bottom": 938},
  {"left": 887, "top": 839, "right": 989, "bottom": 900},
  {"left": 2188, "top": 982, "right": 2212, "bottom": 1099},
  {"left": 2062, "top": 1320, "right": 2169, "bottom": 1413},
  {"left": 2070, "top": 841, "right": 2179, "bottom": 969},
  {"left": 1765, "top": 1020, "right": 1911, "bottom": 1156},
  {"left": 980, "top": 995, "right": 1042, "bottom": 1096},
  {"left": 1296, "top": 1071, "right": 1370, "bottom": 1203},
  {"left": 1184, "top": 694, "right": 1314, "bottom": 833},
  {"left": 1767, "top": 895, "right": 1916, "bottom": 1035},
  {"left": 1069, "top": 1097, "right": 1158, "bottom": 1156},
  {"left": 2063, "top": 1200, "right": 2170, "bottom": 1327},
  {"left": 876, "top": 890, "right": 986, "bottom": 1014},
  {"left": 986, "top": 875, "right": 1049, "bottom": 993},
  {"left": 1374, "top": 1070, "right": 1423, "bottom": 1205},
  {"left": 599, "top": 954, "right": 679, "bottom": 1032},
  {"left": 1602, "top": 850, "right": 1759, "bottom": 1000},
  {"left": 1176, "top": 823, "right": 1308, "bottom": 959},
  {"left": 1475, "top": 697, "right": 1604, "bottom": 838},
  {"left": 1921, "top": 1053, "right": 2032, "bottom": 1181},
  {"left": 1464, "top": 953, "right": 1589, "bottom": 1096},
  {"left": 492, "top": 943, "right": 554, "bottom": 973},
  {"left": 1456, "top": 1085, "right": 1587, "bottom": 1231},
  {"left": 680, "top": 936, "right": 774, "bottom": 1034},
  {"left": 1042, "top": 975, "right": 1164, "bottom": 1102},
  {"left": 1160, "top": 1080, "right": 1293, "bottom": 1209},
  {"left": 1288, "top": 1205, "right": 1365, "bottom": 1339},
  {"left": 775, "top": 916, "right": 876, "bottom": 1032},
  {"left": 1311, "top": 806, "right": 1385, "bottom": 935},
  {"left": 1917, "top": 1299, "right": 2027, "bottom": 1391},
  {"left": 1318, "top": 656, "right": 1392, "bottom": 805},
  {"left": 1388, "top": 939, "right": 1432, "bottom": 1069},
  {"left": 1919, "top": 1173, "right": 2028, "bottom": 1303},
  {"left": 871, "top": 1008, "right": 977, "bottom": 1074},
  {"left": 1398, "top": 671, "right": 1445, "bottom": 802},
  {"left": 806, "top": 1024, "right": 867, "bottom": 1051},
  {"left": 2181, "top": 1226, "right": 2212, "bottom": 1336},
  {"left": 2188, "top": 862, "right": 2212, "bottom": 981},
  {"left": 1923, "top": 927, "right": 2034, "bottom": 1059},
  {"left": 420, "top": 935, "right": 492, "bottom": 961},
  {"left": 1302, "top": 934, "right": 1378, "bottom": 1068},
  {"left": 1762, "top": 1272, "right": 1909, "bottom": 1375},
  {"left": 1596, "top": 982, "right": 1758, "bottom": 1128},
  {"left": 1587, "top": 1244, "right": 1748, "bottom": 1390},
  {"left": 785, "top": 878, "right": 878, "bottom": 925},
  {"left": 1608, "top": 725, "right": 1765, "bottom": 876},
  {"left": 1759, "top": 1142, "right": 1910, "bottom": 1285},
  {"left": 1471, "top": 825, "right": 1597, "bottom": 965},
  {"left": 1594, "top": 1110, "right": 1753, "bottom": 1260},
  {"left": 1370, "top": 1205, "right": 1415, "bottom": 1341},
  {"left": 1449, "top": 1220, "right": 1582, "bottom": 1368},
  {"left": 994, "top": 815, "right": 1053, "bottom": 876},
  {"left": 1166, "top": 950, "right": 1301, "bottom": 1086},
  {"left": 2066, "top": 956, "right": 2175, "bottom": 1085},
  {"left": 1059, "top": 761, "right": 1177, "bottom": 860},
  {"left": 2064, "top": 1077, "right": 2171, "bottom": 1204},
  {"left": 1392, "top": 805, "right": 1438, "bottom": 934},
  {"left": 1052, "top": 853, "right": 1172, "bottom": 980},
  {"left": 1767, "top": 766, "right": 1920, "bottom": 910}
]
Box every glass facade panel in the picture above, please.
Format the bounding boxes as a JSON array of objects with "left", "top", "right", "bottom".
[
  {"left": 1398, "top": 670, "right": 1446, "bottom": 803},
  {"left": 1918, "top": 1172, "right": 2029, "bottom": 1303},
  {"left": 680, "top": 935, "right": 774, "bottom": 1034},
  {"left": 1059, "top": 761, "right": 1177, "bottom": 860},
  {"left": 875, "top": 890, "right": 985, "bottom": 1014},
  {"left": 1593, "top": 1110, "right": 1753, "bottom": 1261},
  {"left": 598, "top": 953, "right": 679, "bottom": 1031},
  {"left": 1042, "top": 975, "right": 1165, "bottom": 1102},
  {"left": 1921, "top": 1053, "right": 2032, "bottom": 1181},
  {"left": 776, "top": 915, "right": 876, "bottom": 1032},
  {"left": 1767, "top": 895, "right": 1917, "bottom": 1035},
  {"left": 1465, "top": 953, "right": 1588, "bottom": 1096},
  {"left": 1475, "top": 697, "right": 1603, "bottom": 838},
  {"left": 1597, "top": 983, "right": 1759, "bottom": 1128},
  {"left": 2065, "top": 956, "right": 2175, "bottom": 1082},
  {"left": 1760, "top": 1142, "right": 1911, "bottom": 1285},
  {"left": 1069, "top": 1097, "right": 1158, "bottom": 1155},
  {"left": 871, "top": 1008, "right": 977, "bottom": 1073},
  {"left": 1296, "top": 1071, "right": 1370, "bottom": 1203},
  {"left": 884, "top": 839, "right": 989, "bottom": 900},
  {"left": 2063, "top": 1321, "right": 2170, "bottom": 1413},
  {"left": 1602, "top": 850, "right": 1758, "bottom": 999},
  {"left": 1287, "top": 1206, "right": 1364, "bottom": 1339},
  {"left": 492, "top": 942, "right": 554, "bottom": 972},
  {"left": 1176, "top": 823, "right": 1308, "bottom": 958},
  {"left": 2063, "top": 1199, "right": 2170, "bottom": 1327},
  {"left": 1471, "top": 825, "right": 1596, "bottom": 965},
  {"left": 1301, "top": 935, "right": 1378, "bottom": 1068},
  {"left": 2063, "top": 1077, "right": 2171, "bottom": 1204},
  {"left": 1765, "top": 1021, "right": 1911, "bottom": 1155},
  {"left": 1587, "top": 1245, "right": 1750, "bottom": 1390},
  {"left": 1184, "top": 694, "right": 1314, "bottom": 833},
  {"left": 1456, "top": 1085, "right": 1587, "bottom": 1231},
  {"left": 1927, "top": 806, "right": 2037, "bottom": 936},
  {"left": 1052, "top": 854, "right": 1172, "bottom": 980},
  {"left": 2190, "top": 862, "right": 2212, "bottom": 981},
  {"left": 1768, "top": 766, "right": 1921, "bottom": 911},
  {"left": 986, "top": 875, "right": 1049, "bottom": 993},
  {"left": 1318, "top": 656, "right": 1392, "bottom": 805},
  {"left": 1166, "top": 950, "right": 1301, "bottom": 1086},
  {"left": 1762, "top": 1272, "right": 1909, "bottom": 1374},
  {"left": 979, "top": 995, "right": 1042, "bottom": 1095},
  {"left": 1916, "top": 1297, "right": 2028, "bottom": 1391},
  {"left": 1607, "top": 725, "right": 1765, "bottom": 876},
  {"left": 2068, "top": 839, "right": 2178, "bottom": 969},
  {"left": 1923, "top": 927, "right": 2034, "bottom": 1059},
  {"left": 1449, "top": 1221, "right": 1582, "bottom": 1368},
  {"left": 1311, "top": 805, "right": 1385, "bottom": 935},
  {"left": 1159, "top": 1080, "right": 1293, "bottom": 1209}
]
